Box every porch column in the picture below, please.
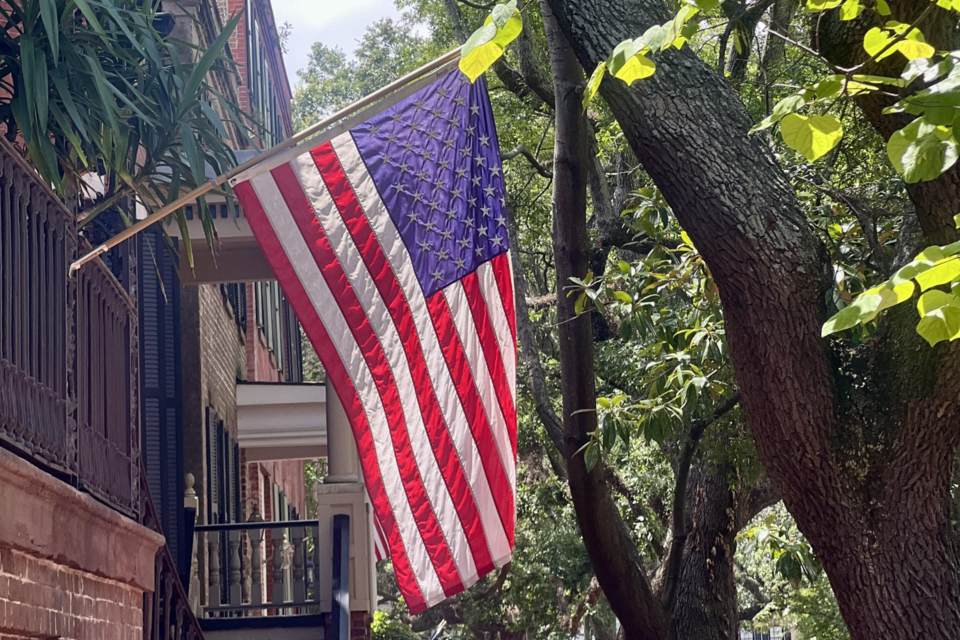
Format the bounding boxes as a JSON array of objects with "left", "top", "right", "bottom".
[{"left": 324, "top": 385, "right": 359, "bottom": 484}]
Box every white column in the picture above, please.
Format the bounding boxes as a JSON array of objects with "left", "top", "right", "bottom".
[{"left": 325, "top": 384, "right": 359, "bottom": 483}]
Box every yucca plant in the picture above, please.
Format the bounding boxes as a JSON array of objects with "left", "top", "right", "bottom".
[{"left": 0, "top": 0, "right": 254, "bottom": 261}]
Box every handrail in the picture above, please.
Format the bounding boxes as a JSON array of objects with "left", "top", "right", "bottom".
[
  {"left": 195, "top": 518, "right": 314, "bottom": 531},
  {"left": 140, "top": 463, "right": 205, "bottom": 640}
]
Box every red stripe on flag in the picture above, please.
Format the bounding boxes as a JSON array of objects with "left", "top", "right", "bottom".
[
  {"left": 490, "top": 253, "right": 516, "bottom": 344},
  {"left": 424, "top": 293, "right": 516, "bottom": 545},
  {"left": 268, "top": 162, "right": 464, "bottom": 597},
  {"left": 234, "top": 179, "right": 427, "bottom": 612},
  {"left": 460, "top": 273, "right": 518, "bottom": 460},
  {"left": 311, "top": 143, "right": 498, "bottom": 576}
]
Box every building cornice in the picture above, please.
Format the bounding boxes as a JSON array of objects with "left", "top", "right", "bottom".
[{"left": 0, "top": 448, "right": 165, "bottom": 592}]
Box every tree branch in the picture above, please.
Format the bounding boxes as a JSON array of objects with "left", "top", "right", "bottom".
[
  {"left": 660, "top": 391, "right": 741, "bottom": 611},
  {"left": 506, "top": 205, "right": 567, "bottom": 458},
  {"left": 503, "top": 143, "right": 554, "bottom": 178}
]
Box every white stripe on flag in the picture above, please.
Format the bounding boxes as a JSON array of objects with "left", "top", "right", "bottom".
[
  {"left": 289, "top": 151, "right": 480, "bottom": 587},
  {"left": 248, "top": 172, "right": 446, "bottom": 605},
  {"left": 442, "top": 282, "right": 516, "bottom": 491},
  {"left": 477, "top": 261, "right": 517, "bottom": 404},
  {"left": 330, "top": 134, "right": 513, "bottom": 565}
]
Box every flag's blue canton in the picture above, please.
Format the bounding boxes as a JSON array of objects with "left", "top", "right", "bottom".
[{"left": 351, "top": 72, "right": 508, "bottom": 298}]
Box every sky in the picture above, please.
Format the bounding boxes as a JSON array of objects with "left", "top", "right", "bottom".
[{"left": 272, "top": 0, "right": 404, "bottom": 90}]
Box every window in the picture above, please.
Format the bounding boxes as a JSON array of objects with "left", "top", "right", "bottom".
[
  {"left": 219, "top": 283, "right": 247, "bottom": 335},
  {"left": 245, "top": 0, "right": 283, "bottom": 147}
]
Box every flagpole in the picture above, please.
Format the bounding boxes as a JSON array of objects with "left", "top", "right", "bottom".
[{"left": 69, "top": 46, "right": 462, "bottom": 274}]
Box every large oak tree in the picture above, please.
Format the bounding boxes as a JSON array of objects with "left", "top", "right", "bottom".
[{"left": 539, "top": 0, "right": 960, "bottom": 638}]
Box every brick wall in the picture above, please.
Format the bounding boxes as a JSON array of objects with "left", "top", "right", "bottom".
[
  {"left": 198, "top": 284, "right": 247, "bottom": 439},
  {"left": 0, "top": 548, "right": 143, "bottom": 640},
  {"left": 351, "top": 611, "right": 372, "bottom": 640}
]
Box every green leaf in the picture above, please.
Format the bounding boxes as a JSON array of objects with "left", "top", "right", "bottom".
[
  {"left": 780, "top": 114, "right": 843, "bottom": 162},
  {"left": 839, "top": 0, "right": 862, "bottom": 20},
  {"left": 861, "top": 279, "right": 915, "bottom": 321},
  {"left": 660, "top": 6, "right": 698, "bottom": 52},
  {"left": 887, "top": 119, "right": 958, "bottom": 183},
  {"left": 618, "top": 260, "right": 631, "bottom": 274},
  {"left": 40, "top": 0, "right": 59, "bottom": 62},
  {"left": 897, "top": 28, "right": 936, "bottom": 61},
  {"left": 822, "top": 294, "right": 883, "bottom": 336},
  {"left": 864, "top": 24, "right": 935, "bottom": 61},
  {"left": 636, "top": 24, "right": 668, "bottom": 51},
  {"left": 72, "top": 0, "right": 108, "bottom": 41},
  {"left": 876, "top": 0, "right": 890, "bottom": 14},
  {"left": 614, "top": 291, "right": 633, "bottom": 303},
  {"left": 489, "top": 0, "right": 517, "bottom": 27},
  {"left": 181, "top": 11, "right": 243, "bottom": 110},
  {"left": 916, "top": 305, "right": 960, "bottom": 346},
  {"left": 806, "top": 0, "right": 843, "bottom": 10},
  {"left": 693, "top": 0, "right": 719, "bottom": 9},
  {"left": 750, "top": 94, "right": 807, "bottom": 132},
  {"left": 917, "top": 290, "right": 960, "bottom": 316},
  {"left": 611, "top": 51, "right": 656, "bottom": 85},
  {"left": 584, "top": 441, "right": 600, "bottom": 471},
  {"left": 51, "top": 70, "right": 88, "bottom": 140},
  {"left": 582, "top": 61, "right": 606, "bottom": 113},
  {"left": 915, "top": 257, "right": 960, "bottom": 291},
  {"left": 954, "top": 213, "right": 960, "bottom": 229},
  {"left": 459, "top": 8, "right": 522, "bottom": 83}
]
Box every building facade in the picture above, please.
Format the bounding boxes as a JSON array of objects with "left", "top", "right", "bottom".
[{"left": 0, "top": 0, "right": 378, "bottom": 638}]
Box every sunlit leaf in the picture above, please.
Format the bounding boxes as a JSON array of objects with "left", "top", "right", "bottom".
[
  {"left": 887, "top": 119, "right": 958, "bottom": 183},
  {"left": 915, "top": 257, "right": 960, "bottom": 291},
  {"left": 780, "top": 114, "right": 843, "bottom": 162},
  {"left": 806, "top": 0, "right": 843, "bottom": 10},
  {"left": 583, "top": 61, "right": 606, "bottom": 113},
  {"left": 750, "top": 94, "right": 807, "bottom": 133},
  {"left": 865, "top": 24, "right": 935, "bottom": 61},
  {"left": 821, "top": 294, "right": 882, "bottom": 336},
  {"left": 916, "top": 306, "right": 960, "bottom": 346},
  {"left": 839, "top": 0, "right": 863, "bottom": 20},
  {"left": 459, "top": 5, "right": 522, "bottom": 82},
  {"left": 611, "top": 52, "right": 656, "bottom": 85},
  {"left": 917, "top": 290, "right": 960, "bottom": 316}
]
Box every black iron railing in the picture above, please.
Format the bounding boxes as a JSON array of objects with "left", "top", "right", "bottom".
[
  {"left": 195, "top": 518, "right": 322, "bottom": 618},
  {"left": 0, "top": 136, "right": 140, "bottom": 517},
  {"left": 0, "top": 142, "right": 75, "bottom": 474},
  {"left": 141, "top": 464, "right": 204, "bottom": 640}
]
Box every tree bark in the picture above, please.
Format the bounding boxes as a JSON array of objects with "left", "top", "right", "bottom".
[
  {"left": 541, "top": 2, "right": 672, "bottom": 638},
  {"left": 672, "top": 463, "right": 740, "bottom": 640},
  {"left": 542, "top": 0, "right": 960, "bottom": 638}
]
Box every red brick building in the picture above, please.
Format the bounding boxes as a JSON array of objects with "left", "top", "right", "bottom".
[{"left": 0, "top": 0, "right": 378, "bottom": 637}]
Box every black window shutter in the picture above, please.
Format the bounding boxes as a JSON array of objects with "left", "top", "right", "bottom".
[{"left": 138, "top": 229, "right": 183, "bottom": 567}]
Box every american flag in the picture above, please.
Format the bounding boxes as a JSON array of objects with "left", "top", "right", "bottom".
[{"left": 231, "top": 70, "right": 517, "bottom": 612}]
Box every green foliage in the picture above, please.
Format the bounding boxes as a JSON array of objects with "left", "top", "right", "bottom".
[
  {"left": 0, "top": 0, "right": 246, "bottom": 248},
  {"left": 293, "top": 19, "right": 440, "bottom": 129},
  {"left": 580, "top": 3, "right": 700, "bottom": 112},
  {"left": 738, "top": 507, "right": 850, "bottom": 640},
  {"left": 823, "top": 239, "right": 960, "bottom": 345},
  {"left": 459, "top": 0, "right": 522, "bottom": 82},
  {"left": 371, "top": 609, "right": 421, "bottom": 640},
  {"left": 780, "top": 114, "right": 844, "bottom": 162}
]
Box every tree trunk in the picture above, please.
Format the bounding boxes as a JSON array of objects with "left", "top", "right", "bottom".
[
  {"left": 542, "top": 0, "right": 960, "bottom": 638},
  {"left": 541, "top": 3, "right": 672, "bottom": 638},
  {"left": 672, "top": 463, "right": 740, "bottom": 640}
]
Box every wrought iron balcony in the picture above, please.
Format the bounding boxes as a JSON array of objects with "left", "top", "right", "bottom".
[{"left": 0, "top": 136, "right": 139, "bottom": 518}]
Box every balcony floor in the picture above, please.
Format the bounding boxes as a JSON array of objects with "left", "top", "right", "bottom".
[{"left": 200, "top": 612, "right": 326, "bottom": 640}]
